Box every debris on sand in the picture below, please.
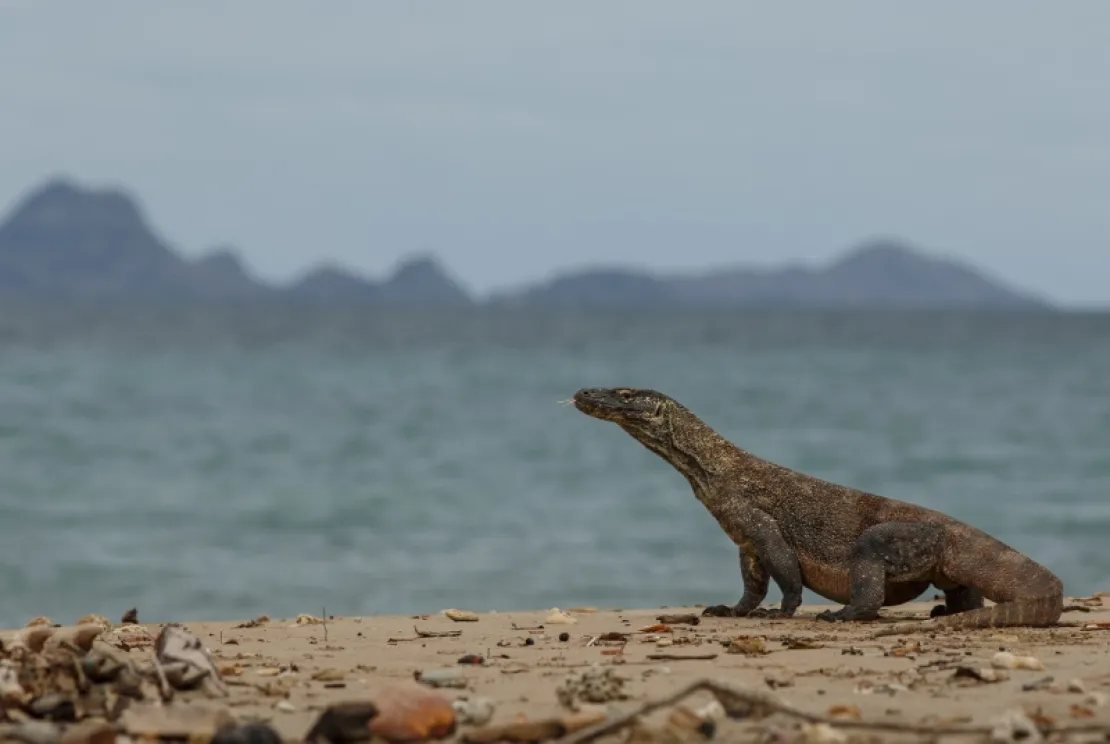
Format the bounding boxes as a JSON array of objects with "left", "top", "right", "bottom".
[{"left": 556, "top": 666, "right": 629, "bottom": 710}]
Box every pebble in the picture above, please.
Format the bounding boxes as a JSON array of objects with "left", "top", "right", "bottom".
[
  {"left": 1066, "top": 678, "right": 1086, "bottom": 693},
  {"left": 452, "top": 696, "right": 495, "bottom": 726},
  {"left": 415, "top": 668, "right": 467, "bottom": 689},
  {"left": 797, "top": 723, "right": 848, "bottom": 743},
  {"left": 443, "top": 609, "right": 479, "bottom": 623},
  {"left": 275, "top": 700, "right": 296, "bottom": 713},
  {"left": 989, "top": 708, "right": 1042, "bottom": 743}
]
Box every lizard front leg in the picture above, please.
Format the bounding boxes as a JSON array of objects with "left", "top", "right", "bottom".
[
  {"left": 702, "top": 547, "right": 769, "bottom": 617},
  {"left": 703, "top": 507, "right": 804, "bottom": 619}
]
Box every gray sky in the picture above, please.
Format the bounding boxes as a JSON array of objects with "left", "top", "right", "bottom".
[{"left": 1, "top": 2, "right": 1108, "bottom": 304}]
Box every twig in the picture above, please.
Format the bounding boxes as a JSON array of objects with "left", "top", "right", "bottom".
[
  {"left": 387, "top": 626, "right": 462, "bottom": 643},
  {"left": 554, "top": 678, "right": 1110, "bottom": 744},
  {"left": 645, "top": 653, "right": 718, "bottom": 661},
  {"left": 323, "top": 606, "right": 328, "bottom": 644}
]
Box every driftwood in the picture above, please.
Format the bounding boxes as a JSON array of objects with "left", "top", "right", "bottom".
[{"left": 553, "top": 678, "right": 1110, "bottom": 744}]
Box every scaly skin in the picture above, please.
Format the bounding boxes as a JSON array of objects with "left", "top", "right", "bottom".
[{"left": 572, "top": 387, "right": 1063, "bottom": 635}]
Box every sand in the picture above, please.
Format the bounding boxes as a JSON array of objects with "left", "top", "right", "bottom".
[{"left": 4, "top": 598, "right": 1110, "bottom": 742}]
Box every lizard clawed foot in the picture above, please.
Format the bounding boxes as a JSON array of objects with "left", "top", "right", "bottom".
[
  {"left": 701, "top": 605, "right": 738, "bottom": 618},
  {"left": 930, "top": 604, "right": 949, "bottom": 618},
  {"left": 747, "top": 607, "right": 792, "bottom": 619},
  {"left": 701, "top": 604, "right": 793, "bottom": 619}
]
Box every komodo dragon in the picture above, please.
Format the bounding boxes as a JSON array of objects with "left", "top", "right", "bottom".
[{"left": 572, "top": 387, "right": 1063, "bottom": 636}]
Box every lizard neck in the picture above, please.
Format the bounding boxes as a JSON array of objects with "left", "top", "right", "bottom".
[{"left": 621, "top": 405, "right": 750, "bottom": 509}]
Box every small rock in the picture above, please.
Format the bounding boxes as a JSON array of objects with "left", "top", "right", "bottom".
[
  {"left": 294, "top": 614, "right": 325, "bottom": 625},
  {"left": 75, "top": 614, "right": 112, "bottom": 630},
  {"left": 1020, "top": 676, "right": 1055, "bottom": 692},
  {"left": 59, "top": 718, "right": 116, "bottom": 744},
  {"left": 764, "top": 669, "right": 794, "bottom": 689},
  {"left": 726, "top": 636, "right": 767, "bottom": 656},
  {"left": 695, "top": 700, "right": 726, "bottom": 722},
  {"left": 210, "top": 723, "right": 283, "bottom": 744},
  {"left": 275, "top": 700, "right": 296, "bottom": 713},
  {"left": 452, "top": 696, "right": 495, "bottom": 726},
  {"left": 991, "top": 651, "right": 1044, "bottom": 671},
  {"left": 558, "top": 632, "right": 570, "bottom": 642},
  {"left": 444, "top": 609, "right": 479, "bottom": 623},
  {"left": 544, "top": 608, "right": 577, "bottom": 625},
  {"left": 989, "top": 708, "right": 1043, "bottom": 743},
  {"left": 1085, "top": 692, "right": 1108, "bottom": 708},
  {"left": 120, "top": 701, "right": 236, "bottom": 740},
  {"left": 1066, "top": 678, "right": 1086, "bottom": 693},
  {"left": 25, "top": 616, "right": 54, "bottom": 628},
  {"left": 797, "top": 723, "right": 848, "bottom": 743},
  {"left": 120, "top": 608, "right": 139, "bottom": 624},
  {"left": 415, "top": 668, "right": 467, "bottom": 689},
  {"left": 368, "top": 685, "right": 457, "bottom": 742},
  {"left": 556, "top": 666, "right": 628, "bottom": 710},
  {"left": 457, "top": 655, "right": 484, "bottom": 665},
  {"left": 6, "top": 721, "right": 63, "bottom": 744},
  {"left": 954, "top": 666, "right": 1008, "bottom": 684}
]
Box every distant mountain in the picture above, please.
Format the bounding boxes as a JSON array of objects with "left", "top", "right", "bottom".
[
  {"left": 0, "top": 177, "right": 1052, "bottom": 309},
  {"left": 285, "top": 256, "right": 472, "bottom": 306},
  {"left": 499, "top": 240, "right": 1049, "bottom": 310},
  {"left": 0, "top": 177, "right": 472, "bottom": 305}
]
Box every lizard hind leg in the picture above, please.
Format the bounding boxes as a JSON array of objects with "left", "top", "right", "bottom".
[
  {"left": 930, "top": 585, "right": 985, "bottom": 618},
  {"left": 816, "top": 522, "right": 947, "bottom": 623}
]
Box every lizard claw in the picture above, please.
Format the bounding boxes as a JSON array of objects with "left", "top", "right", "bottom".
[
  {"left": 748, "top": 607, "right": 792, "bottom": 619},
  {"left": 701, "top": 605, "right": 738, "bottom": 618},
  {"left": 815, "top": 609, "right": 846, "bottom": 623}
]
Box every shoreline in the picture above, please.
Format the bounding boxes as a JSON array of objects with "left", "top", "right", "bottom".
[{"left": 4, "top": 598, "right": 1110, "bottom": 741}]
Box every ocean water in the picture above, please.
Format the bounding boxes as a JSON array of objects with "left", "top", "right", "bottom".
[{"left": 0, "top": 304, "right": 1107, "bottom": 628}]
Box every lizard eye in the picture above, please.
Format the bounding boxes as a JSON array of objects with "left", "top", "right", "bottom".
[{"left": 618, "top": 390, "right": 634, "bottom": 402}]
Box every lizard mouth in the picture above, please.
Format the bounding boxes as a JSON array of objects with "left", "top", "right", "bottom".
[{"left": 572, "top": 387, "right": 653, "bottom": 422}]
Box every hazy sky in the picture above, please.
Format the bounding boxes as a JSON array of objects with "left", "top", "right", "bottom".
[{"left": 1, "top": 2, "right": 1108, "bottom": 304}]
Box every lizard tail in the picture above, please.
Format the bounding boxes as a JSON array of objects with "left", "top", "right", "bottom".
[{"left": 871, "top": 591, "right": 1063, "bottom": 639}]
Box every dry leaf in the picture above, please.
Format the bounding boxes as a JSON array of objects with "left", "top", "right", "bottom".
[
  {"left": 637, "top": 623, "right": 672, "bottom": 634},
  {"left": 827, "top": 704, "right": 862, "bottom": 721}
]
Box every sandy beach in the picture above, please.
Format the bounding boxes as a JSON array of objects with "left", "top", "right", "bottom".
[{"left": 4, "top": 596, "right": 1110, "bottom": 743}]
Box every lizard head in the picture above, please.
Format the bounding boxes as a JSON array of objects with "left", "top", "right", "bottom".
[{"left": 572, "top": 387, "right": 676, "bottom": 435}]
